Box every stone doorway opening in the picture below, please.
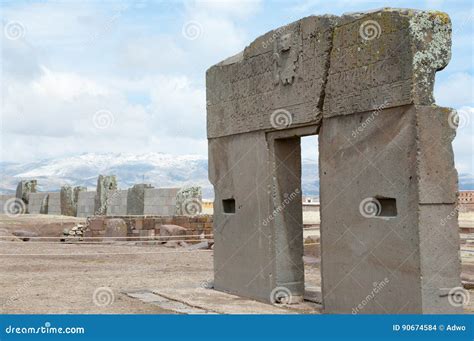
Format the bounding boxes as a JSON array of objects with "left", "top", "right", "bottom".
[
  {"left": 268, "top": 126, "right": 321, "bottom": 305},
  {"left": 301, "top": 135, "right": 321, "bottom": 305}
]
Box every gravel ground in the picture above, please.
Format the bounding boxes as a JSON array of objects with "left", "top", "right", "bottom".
[
  {"left": 0, "top": 241, "right": 214, "bottom": 314},
  {"left": 0, "top": 214, "right": 471, "bottom": 314},
  {"left": 0, "top": 241, "right": 323, "bottom": 314}
]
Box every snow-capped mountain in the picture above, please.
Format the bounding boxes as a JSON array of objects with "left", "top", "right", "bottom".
[
  {"left": 0, "top": 152, "right": 321, "bottom": 199},
  {"left": 0, "top": 152, "right": 211, "bottom": 197},
  {"left": 2, "top": 153, "right": 470, "bottom": 199}
]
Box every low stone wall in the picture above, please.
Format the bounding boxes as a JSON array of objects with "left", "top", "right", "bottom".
[
  {"left": 85, "top": 215, "right": 213, "bottom": 242},
  {"left": 2, "top": 178, "right": 202, "bottom": 219},
  {"left": 47, "top": 193, "right": 61, "bottom": 215},
  {"left": 459, "top": 191, "right": 474, "bottom": 212},
  {"left": 77, "top": 191, "right": 96, "bottom": 217},
  {"left": 28, "top": 192, "right": 50, "bottom": 214},
  {"left": 107, "top": 190, "right": 128, "bottom": 215},
  {"left": 143, "top": 188, "right": 179, "bottom": 215}
]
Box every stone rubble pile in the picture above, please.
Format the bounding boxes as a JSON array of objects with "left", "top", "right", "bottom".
[{"left": 62, "top": 223, "right": 85, "bottom": 242}]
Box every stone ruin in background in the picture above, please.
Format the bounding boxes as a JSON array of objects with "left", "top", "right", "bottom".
[
  {"left": 0, "top": 175, "right": 202, "bottom": 219},
  {"left": 207, "top": 8, "right": 462, "bottom": 313}
]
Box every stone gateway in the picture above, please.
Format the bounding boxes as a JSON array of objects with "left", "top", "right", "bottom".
[{"left": 206, "top": 8, "right": 461, "bottom": 313}]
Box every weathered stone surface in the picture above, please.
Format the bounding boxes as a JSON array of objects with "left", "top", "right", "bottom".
[
  {"left": 47, "top": 192, "right": 61, "bottom": 215},
  {"left": 159, "top": 224, "right": 187, "bottom": 242},
  {"left": 107, "top": 190, "right": 128, "bottom": 216},
  {"left": 127, "top": 184, "right": 153, "bottom": 215},
  {"left": 206, "top": 15, "right": 336, "bottom": 138},
  {"left": 60, "top": 186, "right": 76, "bottom": 216},
  {"left": 419, "top": 204, "right": 461, "bottom": 313},
  {"left": 324, "top": 9, "right": 451, "bottom": 117},
  {"left": 143, "top": 188, "right": 179, "bottom": 215},
  {"left": 207, "top": 8, "right": 460, "bottom": 314},
  {"left": 104, "top": 218, "right": 128, "bottom": 240},
  {"left": 415, "top": 106, "right": 457, "bottom": 204},
  {"left": 77, "top": 191, "right": 96, "bottom": 217},
  {"left": 209, "top": 131, "right": 275, "bottom": 302},
  {"left": 73, "top": 186, "right": 87, "bottom": 204},
  {"left": 15, "top": 180, "right": 37, "bottom": 211},
  {"left": 28, "top": 192, "right": 50, "bottom": 214},
  {"left": 94, "top": 175, "right": 117, "bottom": 215}
]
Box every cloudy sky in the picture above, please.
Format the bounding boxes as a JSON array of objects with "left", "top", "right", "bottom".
[{"left": 0, "top": 0, "right": 472, "bottom": 174}]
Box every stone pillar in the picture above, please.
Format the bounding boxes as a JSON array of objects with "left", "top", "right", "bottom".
[
  {"left": 318, "top": 10, "right": 460, "bottom": 313},
  {"left": 207, "top": 14, "right": 334, "bottom": 304},
  {"left": 94, "top": 175, "right": 117, "bottom": 215},
  {"left": 60, "top": 186, "right": 75, "bottom": 216},
  {"left": 60, "top": 185, "right": 86, "bottom": 216},
  {"left": 15, "top": 180, "right": 37, "bottom": 213},
  {"left": 209, "top": 132, "right": 276, "bottom": 302},
  {"left": 319, "top": 105, "right": 460, "bottom": 313},
  {"left": 126, "top": 184, "right": 153, "bottom": 215},
  {"left": 74, "top": 186, "right": 87, "bottom": 204}
]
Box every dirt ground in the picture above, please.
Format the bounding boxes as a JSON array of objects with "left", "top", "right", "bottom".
[{"left": 0, "top": 214, "right": 472, "bottom": 314}]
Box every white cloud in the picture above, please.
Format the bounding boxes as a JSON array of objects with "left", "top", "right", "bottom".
[
  {"left": 32, "top": 66, "right": 110, "bottom": 100},
  {"left": 148, "top": 75, "right": 206, "bottom": 139},
  {"left": 1, "top": 65, "right": 207, "bottom": 162},
  {"left": 118, "top": 35, "right": 189, "bottom": 76},
  {"left": 1, "top": 0, "right": 471, "bottom": 181}
]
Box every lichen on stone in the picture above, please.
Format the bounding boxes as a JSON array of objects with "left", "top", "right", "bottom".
[{"left": 409, "top": 11, "right": 452, "bottom": 101}]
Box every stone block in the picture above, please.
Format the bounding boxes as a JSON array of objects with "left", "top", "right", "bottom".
[
  {"left": 127, "top": 184, "right": 153, "bottom": 215},
  {"left": 104, "top": 218, "right": 127, "bottom": 240},
  {"left": 28, "top": 192, "right": 49, "bottom": 214},
  {"left": 324, "top": 9, "right": 451, "bottom": 117},
  {"left": 15, "top": 180, "right": 37, "bottom": 203},
  {"left": 206, "top": 16, "right": 336, "bottom": 138},
  {"left": 94, "top": 175, "right": 117, "bottom": 215},
  {"left": 159, "top": 224, "right": 187, "bottom": 242},
  {"left": 89, "top": 219, "right": 105, "bottom": 231}
]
